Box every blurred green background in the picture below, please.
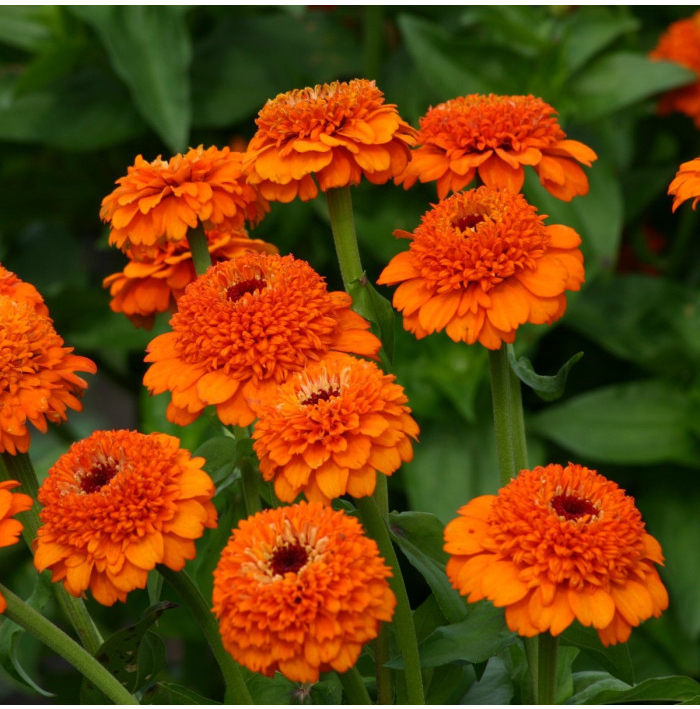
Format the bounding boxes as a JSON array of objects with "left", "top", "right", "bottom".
[{"left": 2, "top": 5, "right": 700, "bottom": 701}]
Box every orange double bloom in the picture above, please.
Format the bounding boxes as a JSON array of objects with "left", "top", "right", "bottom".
[{"left": 0, "top": 480, "right": 34, "bottom": 614}]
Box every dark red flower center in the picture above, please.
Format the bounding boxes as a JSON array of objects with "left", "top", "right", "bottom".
[
  {"left": 301, "top": 387, "right": 340, "bottom": 406},
  {"left": 227, "top": 278, "right": 266, "bottom": 302},
  {"left": 454, "top": 213, "right": 485, "bottom": 231},
  {"left": 270, "top": 542, "right": 309, "bottom": 576},
  {"left": 80, "top": 462, "right": 118, "bottom": 494},
  {"left": 551, "top": 494, "right": 597, "bottom": 521}
]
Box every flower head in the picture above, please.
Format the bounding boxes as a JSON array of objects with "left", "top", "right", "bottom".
[
  {"left": 377, "top": 186, "right": 584, "bottom": 350},
  {"left": 444, "top": 463, "right": 668, "bottom": 645},
  {"left": 0, "top": 265, "right": 48, "bottom": 316},
  {"left": 212, "top": 500, "right": 395, "bottom": 682},
  {"left": 650, "top": 12, "right": 700, "bottom": 128},
  {"left": 398, "top": 94, "right": 597, "bottom": 201},
  {"left": 252, "top": 353, "right": 419, "bottom": 505},
  {"left": 100, "top": 146, "right": 269, "bottom": 250},
  {"left": 668, "top": 156, "right": 700, "bottom": 212},
  {"left": 144, "top": 253, "right": 381, "bottom": 427},
  {"left": 103, "top": 227, "right": 278, "bottom": 329},
  {"left": 34, "top": 430, "right": 217, "bottom": 606},
  {"left": 0, "top": 480, "right": 34, "bottom": 614},
  {"left": 0, "top": 295, "right": 97, "bottom": 455},
  {"left": 245, "top": 79, "right": 416, "bottom": 203}
]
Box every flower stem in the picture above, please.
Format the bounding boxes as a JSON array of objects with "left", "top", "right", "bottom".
[
  {"left": 187, "top": 224, "right": 213, "bottom": 276},
  {"left": 535, "top": 633, "right": 559, "bottom": 705},
  {"left": 487, "top": 344, "right": 528, "bottom": 486},
  {"left": 355, "top": 494, "right": 424, "bottom": 705},
  {"left": 0, "top": 584, "right": 138, "bottom": 705},
  {"left": 158, "top": 567, "right": 253, "bottom": 704},
  {"left": 326, "top": 186, "right": 364, "bottom": 291},
  {"left": 338, "top": 665, "right": 372, "bottom": 704},
  {"left": 232, "top": 426, "right": 261, "bottom": 515},
  {"left": 0, "top": 452, "right": 104, "bottom": 655}
]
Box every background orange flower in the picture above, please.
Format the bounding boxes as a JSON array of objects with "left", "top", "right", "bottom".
[
  {"left": 253, "top": 352, "right": 419, "bottom": 504},
  {"left": 34, "top": 430, "right": 217, "bottom": 606},
  {"left": 0, "top": 265, "right": 48, "bottom": 316},
  {"left": 244, "top": 78, "right": 416, "bottom": 202},
  {"left": 103, "top": 227, "right": 278, "bottom": 329},
  {"left": 444, "top": 463, "right": 668, "bottom": 645},
  {"left": 668, "top": 156, "right": 700, "bottom": 211},
  {"left": 144, "top": 253, "right": 381, "bottom": 427},
  {"left": 377, "top": 186, "right": 585, "bottom": 349},
  {"left": 212, "top": 501, "right": 395, "bottom": 683},
  {"left": 398, "top": 93, "right": 597, "bottom": 201},
  {"left": 0, "top": 480, "right": 34, "bottom": 614},
  {"left": 650, "top": 12, "right": 700, "bottom": 127},
  {"left": 101, "top": 145, "right": 269, "bottom": 249},
  {"left": 0, "top": 295, "right": 96, "bottom": 455}
]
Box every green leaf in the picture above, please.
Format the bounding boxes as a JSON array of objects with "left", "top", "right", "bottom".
[
  {"left": 425, "top": 664, "right": 473, "bottom": 704},
  {"left": 556, "top": 645, "right": 579, "bottom": 704},
  {"left": 81, "top": 601, "right": 176, "bottom": 702},
  {"left": 459, "top": 656, "right": 514, "bottom": 704},
  {"left": 529, "top": 380, "right": 700, "bottom": 465},
  {"left": 194, "top": 435, "right": 243, "bottom": 488},
  {"left": 245, "top": 672, "right": 297, "bottom": 704},
  {"left": 389, "top": 510, "right": 468, "bottom": 624},
  {"left": 386, "top": 601, "right": 515, "bottom": 669},
  {"left": 347, "top": 275, "right": 395, "bottom": 362},
  {"left": 566, "top": 52, "right": 696, "bottom": 123},
  {"left": 509, "top": 347, "right": 583, "bottom": 401},
  {"left": 568, "top": 671, "right": 630, "bottom": 704},
  {"left": 560, "top": 623, "right": 634, "bottom": 685},
  {"left": 0, "top": 574, "right": 54, "bottom": 697},
  {"left": 69, "top": 6, "right": 192, "bottom": 152},
  {"left": 143, "top": 682, "right": 222, "bottom": 704},
  {"left": 0, "top": 6, "right": 54, "bottom": 51},
  {"left": 569, "top": 673, "right": 700, "bottom": 704}
]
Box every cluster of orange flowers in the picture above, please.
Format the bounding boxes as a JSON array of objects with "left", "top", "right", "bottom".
[{"left": 1, "top": 70, "right": 675, "bottom": 691}]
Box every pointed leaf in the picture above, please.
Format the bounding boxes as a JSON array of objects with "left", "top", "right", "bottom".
[
  {"left": 569, "top": 673, "right": 700, "bottom": 704},
  {"left": 460, "top": 656, "right": 514, "bottom": 704},
  {"left": 560, "top": 623, "right": 634, "bottom": 685},
  {"left": 509, "top": 347, "right": 583, "bottom": 401},
  {"left": 347, "top": 274, "right": 395, "bottom": 363}
]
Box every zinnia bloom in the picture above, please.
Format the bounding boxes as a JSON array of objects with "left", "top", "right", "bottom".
[
  {"left": 650, "top": 12, "right": 700, "bottom": 128},
  {"left": 668, "top": 156, "right": 700, "bottom": 211},
  {"left": 252, "top": 353, "right": 419, "bottom": 505},
  {"left": 212, "top": 500, "right": 395, "bottom": 682},
  {"left": 444, "top": 463, "right": 668, "bottom": 646},
  {"left": 377, "top": 186, "right": 585, "bottom": 350},
  {"left": 103, "top": 227, "right": 278, "bottom": 329},
  {"left": 398, "top": 94, "right": 597, "bottom": 201},
  {"left": 0, "top": 480, "right": 34, "bottom": 614},
  {"left": 244, "top": 78, "right": 416, "bottom": 203},
  {"left": 0, "top": 265, "right": 48, "bottom": 316},
  {"left": 144, "top": 253, "right": 381, "bottom": 427},
  {"left": 101, "top": 145, "right": 269, "bottom": 250},
  {"left": 34, "top": 430, "right": 217, "bottom": 606},
  {"left": 0, "top": 295, "right": 97, "bottom": 455}
]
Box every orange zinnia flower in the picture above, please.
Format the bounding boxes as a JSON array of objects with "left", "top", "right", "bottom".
[
  {"left": 144, "top": 253, "right": 381, "bottom": 428},
  {"left": 100, "top": 145, "right": 269, "bottom": 250},
  {"left": 668, "top": 156, "right": 700, "bottom": 212},
  {"left": 103, "top": 227, "right": 278, "bottom": 329},
  {"left": 34, "top": 430, "right": 217, "bottom": 606},
  {"left": 377, "top": 186, "right": 585, "bottom": 350},
  {"left": 252, "top": 353, "right": 419, "bottom": 505},
  {"left": 0, "top": 265, "right": 48, "bottom": 316},
  {"left": 444, "top": 463, "right": 668, "bottom": 646},
  {"left": 0, "top": 480, "right": 34, "bottom": 614},
  {"left": 244, "top": 78, "right": 416, "bottom": 202},
  {"left": 212, "top": 500, "right": 395, "bottom": 682},
  {"left": 0, "top": 295, "right": 96, "bottom": 455},
  {"left": 650, "top": 12, "right": 700, "bottom": 128},
  {"left": 398, "top": 94, "right": 597, "bottom": 201}
]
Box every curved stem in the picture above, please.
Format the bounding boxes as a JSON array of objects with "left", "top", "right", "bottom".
[
  {"left": 356, "top": 494, "right": 424, "bottom": 705},
  {"left": 0, "top": 452, "right": 104, "bottom": 654},
  {"left": 326, "top": 186, "right": 364, "bottom": 291},
  {"left": 158, "top": 567, "right": 253, "bottom": 704},
  {"left": 187, "top": 224, "right": 213, "bottom": 276},
  {"left": 338, "top": 665, "right": 372, "bottom": 704},
  {"left": 1, "top": 584, "right": 138, "bottom": 705}
]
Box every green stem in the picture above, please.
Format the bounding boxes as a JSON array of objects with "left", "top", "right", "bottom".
[
  {"left": 356, "top": 495, "right": 424, "bottom": 704},
  {"left": 362, "top": 6, "right": 384, "bottom": 80},
  {"left": 0, "top": 584, "right": 138, "bottom": 705},
  {"left": 187, "top": 224, "right": 213, "bottom": 276},
  {"left": 338, "top": 665, "right": 372, "bottom": 704},
  {"left": 0, "top": 452, "right": 104, "bottom": 655},
  {"left": 487, "top": 345, "right": 528, "bottom": 486},
  {"left": 535, "top": 633, "right": 559, "bottom": 705},
  {"left": 158, "top": 567, "right": 253, "bottom": 704},
  {"left": 232, "top": 426, "right": 261, "bottom": 515},
  {"left": 326, "top": 186, "right": 364, "bottom": 291}
]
